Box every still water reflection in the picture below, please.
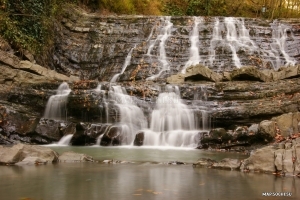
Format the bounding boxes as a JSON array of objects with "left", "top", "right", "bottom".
[
  {"left": 0, "top": 163, "right": 299, "bottom": 200},
  {"left": 0, "top": 147, "right": 299, "bottom": 200}
]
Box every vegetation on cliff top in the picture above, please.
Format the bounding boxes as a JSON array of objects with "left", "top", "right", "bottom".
[{"left": 0, "top": 0, "right": 299, "bottom": 67}]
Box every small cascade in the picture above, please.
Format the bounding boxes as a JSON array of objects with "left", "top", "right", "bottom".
[
  {"left": 150, "top": 85, "right": 195, "bottom": 131},
  {"left": 94, "top": 84, "right": 109, "bottom": 123},
  {"left": 108, "top": 85, "right": 148, "bottom": 144},
  {"left": 44, "top": 82, "right": 71, "bottom": 120},
  {"left": 224, "top": 17, "right": 242, "bottom": 68},
  {"left": 209, "top": 18, "right": 222, "bottom": 67},
  {"left": 111, "top": 45, "right": 136, "bottom": 82},
  {"left": 223, "top": 17, "right": 258, "bottom": 68},
  {"left": 182, "top": 17, "right": 202, "bottom": 74},
  {"left": 57, "top": 134, "right": 73, "bottom": 145},
  {"left": 147, "top": 16, "right": 173, "bottom": 80},
  {"left": 271, "top": 22, "right": 296, "bottom": 68},
  {"left": 193, "top": 86, "right": 211, "bottom": 131},
  {"left": 142, "top": 85, "right": 202, "bottom": 148}
]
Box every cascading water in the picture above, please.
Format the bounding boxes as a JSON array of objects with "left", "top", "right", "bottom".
[
  {"left": 57, "top": 134, "right": 73, "bottom": 145},
  {"left": 181, "top": 17, "right": 202, "bottom": 74},
  {"left": 50, "top": 16, "right": 300, "bottom": 148},
  {"left": 209, "top": 18, "right": 222, "bottom": 68},
  {"left": 111, "top": 45, "right": 136, "bottom": 82},
  {"left": 141, "top": 86, "right": 203, "bottom": 148},
  {"left": 107, "top": 85, "right": 148, "bottom": 144},
  {"left": 94, "top": 84, "right": 109, "bottom": 123},
  {"left": 44, "top": 82, "right": 71, "bottom": 120},
  {"left": 224, "top": 17, "right": 243, "bottom": 68},
  {"left": 147, "top": 16, "right": 173, "bottom": 80},
  {"left": 271, "top": 22, "right": 297, "bottom": 68}
]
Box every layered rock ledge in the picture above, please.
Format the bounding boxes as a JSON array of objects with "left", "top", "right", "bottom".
[
  {"left": 194, "top": 138, "right": 300, "bottom": 176},
  {"left": 0, "top": 144, "right": 94, "bottom": 165}
]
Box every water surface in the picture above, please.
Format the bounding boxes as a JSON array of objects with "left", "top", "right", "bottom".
[{"left": 0, "top": 163, "right": 299, "bottom": 200}]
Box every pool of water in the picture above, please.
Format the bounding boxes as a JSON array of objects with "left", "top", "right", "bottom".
[
  {"left": 47, "top": 145, "right": 249, "bottom": 163},
  {"left": 0, "top": 146, "right": 299, "bottom": 200}
]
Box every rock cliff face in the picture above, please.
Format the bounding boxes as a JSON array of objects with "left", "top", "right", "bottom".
[
  {"left": 1, "top": 7, "right": 300, "bottom": 146},
  {"left": 52, "top": 7, "right": 300, "bottom": 81}
]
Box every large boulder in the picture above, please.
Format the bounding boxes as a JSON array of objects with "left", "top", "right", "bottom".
[
  {"left": 258, "top": 120, "right": 276, "bottom": 137},
  {"left": 258, "top": 112, "right": 300, "bottom": 137},
  {"left": 0, "top": 143, "right": 58, "bottom": 165},
  {"left": 271, "top": 112, "right": 300, "bottom": 137},
  {"left": 241, "top": 138, "right": 300, "bottom": 175},
  {"left": 240, "top": 146, "right": 276, "bottom": 173}
]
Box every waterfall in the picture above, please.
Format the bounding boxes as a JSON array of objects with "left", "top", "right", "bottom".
[
  {"left": 44, "top": 82, "right": 71, "bottom": 120},
  {"left": 142, "top": 86, "right": 202, "bottom": 148},
  {"left": 223, "top": 17, "right": 259, "bottom": 68},
  {"left": 271, "top": 23, "right": 296, "bottom": 68},
  {"left": 209, "top": 18, "right": 222, "bottom": 67},
  {"left": 94, "top": 84, "right": 109, "bottom": 123},
  {"left": 150, "top": 86, "right": 195, "bottom": 131},
  {"left": 224, "top": 17, "right": 242, "bottom": 68},
  {"left": 57, "top": 134, "right": 73, "bottom": 145},
  {"left": 147, "top": 16, "right": 173, "bottom": 80},
  {"left": 111, "top": 45, "right": 136, "bottom": 82},
  {"left": 108, "top": 85, "right": 148, "bottom": 144},
  {"left": 182, "top": 17, "right": 202, "bottom": 74}
]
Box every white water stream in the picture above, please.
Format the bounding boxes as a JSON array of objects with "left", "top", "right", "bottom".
[
  {"left": 147, "top": 16, "right": 173, "bottom": 80},
  {"left": 111, "top": 45, "right": 136, "bottom": 82},
  {"left": 44, "top": 82, "right": 71, "bottom": 120},
  {"left": 181, "top": 17, "right": 202, "bottom": 73}
]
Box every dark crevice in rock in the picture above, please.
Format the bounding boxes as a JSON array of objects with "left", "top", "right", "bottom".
[
  {"left": 231, "top": 74, "right": 264, "bottom": 82},
  {"left": 184, "top": 74, "right": 214, "bottom": 82},
  {"left": 19, "top": 68, "right": 42, "bottom": 76}
]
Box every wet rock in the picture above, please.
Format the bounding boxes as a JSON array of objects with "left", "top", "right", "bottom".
[
  {"left": 58, "top": 151, "right": 94, "bottom": 162},
  {"left": 70, "top": 123, "right": 95, "bottom": 146},
  {"left": 193, "top": 158, "right": 216, "bottom": 167},
  {"left": 35, "top": 119, "right": 63, "bottom": 141},
  {"left": 0, "top": 103, "right": 39, "bottom": 136},
  {"left": 70, "top": 123, "right": 112, "bottom": 146},
  {"left": 212, "top": 158, "right": 241, "bottom": 170},
  {"left": 133, "top": 131, "right": 144, "bottom": 146},
  {"left": 168, "top": 161, "right": 185, "bottom": 165},
  {"left": 100, "top": 125, "right": 123, "bottom": 146}
]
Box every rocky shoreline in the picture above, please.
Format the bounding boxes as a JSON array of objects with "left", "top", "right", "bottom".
[{"left": 1, "top": 142, "right": 299, "bottom": 178}]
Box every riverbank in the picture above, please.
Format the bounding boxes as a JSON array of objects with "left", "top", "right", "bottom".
[{"left": 1, "top": 142, "right": 299, "bottom": 178}]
